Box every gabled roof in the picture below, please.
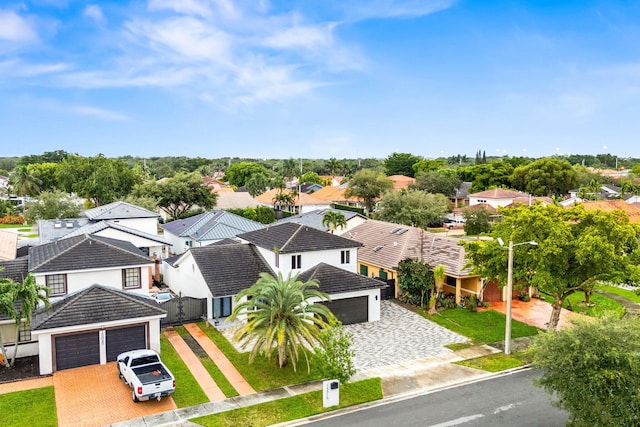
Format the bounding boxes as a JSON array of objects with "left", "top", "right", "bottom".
[
  {"left": 61, "top": 220, "right": 170, "bottom": 246},
  {"left": 388, "top": 175, "right": 415, "bottom": 190},
  {"left": 253, "top": 189, "right": 328, "bottom": 206},
  {"left": 579, "top": 200, "right": 640, "bottom": 223},
  {"left": 277, "top": 208, "right": 366, "bottom": 231},
  {"left": 83, "top": 201, "right": 158, "bottom": 220},
  {"left": 298, "top": 263, "right": 386, "bottom": 295},
  {"left": 0, "top": 229, "right": 18, "bottom": 261},
  {"left": 33, "top": 284, "right": 166, "bottom": 330},
  {"left": 0, "top": 256, "right": 29, "bottom": 283},
  {"left": 161, "top": 210, "right": 264, "bottom": 242},
  {"left": 468, "top": 188, "right": 528, "bottom": 199},
  {"left": 38, "top": 218, "right": 91, "bottom": 244},
  {"left": 186, "top": 243, "right": 275, "bottom": 297},
  {"left": 454, "top": 182, "right": 472, "bottom": 199},
  {"left": 29, "top": 234, "right": 152, "bottom": 273},
  {"left": 237, "top": 222, "right": 362, "bottom": 254},
  {"left": 343, "top": 219, "right": 473, "bottom": 277},
  {"left": 215, "top": 192, "right": 261, "bottom": 210},
  {"left": 309, "top": 186, "right": 362, "bottom": 203}
]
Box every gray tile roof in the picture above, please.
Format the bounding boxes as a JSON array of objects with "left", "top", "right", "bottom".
[
  {"left": 342, "top": 219, "right": 473, "bottom": 277},
  {"left": 0, "top": 256, "right": 29, "bottom": 283},
  {"left": 186, "top": 243, "right": 275, "bottom": 297},
  {"left": 33, "top": 284, "right": 166, "bottom": 330},
  {"left": 237, "top": 222, "right": 362, "bottom": 254},
  {"left": 83, "top": 201, "right": 159, "bottom": 220},
  {"left": 38, "top": 218, "right": 90, "bottom": 244},
  {"left": 161, "top": 210, "right": 264, "bottom": 242},
  {"left": 61, "top": 220, "right": 171, "bottom": 246},
  {"left": 277, "top": 208, "right": 366, "bottom": 232},
  {"left": 298, "top": 263, "right": 387, "bottom": 295},
  {"left": 29, "top": 234, "right": 153, "bottom": 273}
]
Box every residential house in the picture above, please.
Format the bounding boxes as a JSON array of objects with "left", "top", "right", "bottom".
[
  {"left": 578, "top": 200, "right": 640, "bottom": 224},
  {"left": 277, "top": 208, "right": 367, "bottom": 233},
  {"left": 161, "top": 210, "right": 264, "bottom": 255},
  {"left": 254, "top": 188, "right": 330, "bottom": 214},
  {"left": 468, "top": 188, "right": 532, "bottom": 209},
  {"left": 214, "top": 192, "right": 261, "bottom": 210},
  {"left": 1, "top": 234, "right": 165, "bottom": 375},
  {"left": 0, "top": 229, "right": 18, "bottom": 261},
  {"left": 450, "top": 182, "right": 472, "bottom": 208},
  {"left": 342, "top": 219, "right": 481, "bottom": 304},
  {"left": 319, "top": 175, "right": 346, "bottom": 187},
  {"left": 308, "top": 186, "right": 364, "bottom": 210},
  {"left": 388, "top": 175, "right": 415, "bottom": 190}
]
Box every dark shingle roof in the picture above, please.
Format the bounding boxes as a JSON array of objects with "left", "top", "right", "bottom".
[
  {"left": 185, "top": 243, "right": 274, "bottom": 297},
  {"left": 237, "top": 222, "right": 362, "bottom": 254},
  {"left": 277, "top": 208, "right": 366, "bottom": 232},
  {"left": 83, "top": 201, "right": 158, "bottom": 220},
  {"left": 0, "top": 256, "right": 29, "bottom": 283},
  {"left": 298, "top": 263, "right": 386, "bottom": 295},
  {"left": 33, "top": 284, "right": 166, "bottom": 330},
  {"left": 29, "top": 234, "right": 153, "bottom": 273}
]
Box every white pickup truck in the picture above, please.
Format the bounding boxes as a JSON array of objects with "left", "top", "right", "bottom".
[{"left": 117, "top": 349, "right": 175, "bottom": 402}]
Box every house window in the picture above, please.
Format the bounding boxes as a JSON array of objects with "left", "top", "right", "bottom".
[
  {"left": 17, "top": 321, "right": 31, "bottom": 342},
  {"left": 45, "top": 274, "right": 67, "bottom": 296},
  {"left": 291, "top": 254, "right": 301, "bottom": 270},
  {"left": 122, "top": 268, "right": 141, "bottom": 289},
  {"left": 359, "top": 264, "right": 368, "bottom": 276},
  {"left": 341, "top": 250, "right": 350, "bottom": 264},
  {"left": 379, "top": 269, "right": 388, "bottom": 280},
  {"left": 213, "top": 297, "right": 232, "bottom": 318},
  {"left": 275, "top": 252, "right": 279, "bottom": 268},
  {"left": 446, "top": 276, "right": 456, "bottom": 287}
]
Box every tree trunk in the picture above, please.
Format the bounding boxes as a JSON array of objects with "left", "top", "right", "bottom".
[
  {"left": 10, "top": 320, "right": 20, "bottom": 368},
  {"left": 0, "top": 329, "right": 9, "bottom": 368},
  {"left": 584, "top": 289, "right": 592, "bottom": 305},
  {"left": 548, "top": 298, "right": 563, "bottom": 330},
  {"left": 277, "top": 345, "right": 287, "bottom": 368}
]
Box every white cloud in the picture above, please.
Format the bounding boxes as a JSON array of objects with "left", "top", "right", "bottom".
[
  {"left": 70, "top": 105, "right": 129, "bottom": 121},
  {"left": 148, "top": 0, "right": 238, "bottom": 20},
  {"left": 0, "top": 59, "right": 70, "bottom": 77},
  {"left": 83, "top": 5, "right": 106, "bottom": 24},
  {"left": 264, "top": 24, "right": 334, "bottom": 50},
  {"left": 340, "top": 0, "right": 457, "bottom": 21},
  {"left": 0, "top": 10, "right": 38, "bottom": 43}
]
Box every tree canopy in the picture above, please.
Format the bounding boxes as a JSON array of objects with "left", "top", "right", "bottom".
[
  {"left": 511, "top": 157, "right": 577, "bottom": 197},
  {"left": 24, "top": 190, "right": 82, "bottom": 222},
  {"left": 224, "top": 162, "right": 270, "bottom": 187},
  {"left": 462, "top": 205, "right": 493, "bottom": 236},
  {"left": 344, "top": 169, "right": 393, "bottom": 213},
  {"left": 384, "top": 152, "right": 422, "bottom": 177},
  {"left": 397, "top": 258, "right": 434, "bottom": 307},
  {"left": 411, "top": 170, "right": 462, "bottom": 197},
  {"left": 322, "top": 210, "right": 347, "bottom": 233},
  {"left": 376, "top": 189, "right": 450, "bottom": 228}
]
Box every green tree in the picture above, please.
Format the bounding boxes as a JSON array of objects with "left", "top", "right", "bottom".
[
  {"left": 313, "top": 320, "right": 356, "bottom": 384},
  {"left": 511, "top": 157, "right": 577, "bottom": 197},
  {"left": 28, "top": 162, "right": 59, "bottom": 192},
  {"left": 383, "top": 152, "right": 422, "bottom": 177},
  {"left": 528, "top": 316, "right": 640, "bottom": 426},
  {"left": 322, "top": 211, "right": 347, "bottom": 234},
  {"left": 132, "top": 172, "right": 217, "bottom": 220},
  {"left": 412, "top": 170, "right": 462, "bottom": 196},
  {"left": 458, "top": 160, "right": 515, "bottom": 193},
  {"left": 412, "top": 158, "right": 446, "bottom": 174},
  {"left": 226, "top": 206, "right": 276, "bottom": 224},
  {"left": 223, "top": 162, "right": 270, "bottom": 187},
  {"left": 376, "top": 189, "right": 450, "bottom": 228},
  {"left": 397, "top": 258, "right": 434, "bottom": 307},
  {"left": 122, "top": 195, "right": 159, "bottom": 213},
  {"left": 344, "top": 169, "right": 393, "bottom": 214},
  {"left": 299, "top": 171, "right": 323, "bottom": 185},
  {"left": 24, "top": 190, "right": 82, "bottom": 222},
  {"left": 9, "top": 165, "right": 42, "bottom": 197},
  {"left": 229, "top": 272, "right": 335, "bottom": 371},
  {"left": 463, "top": 204, "right": 640, "bottom": 329},
  {"left": 462, "top": 206, "right": 493, "bottom": 236},
  {"left": 245, "top": 172, "right": 271, "bottom": 197},
  {"left": 429, "top": 264, "right": 446, "bottom": 314}
]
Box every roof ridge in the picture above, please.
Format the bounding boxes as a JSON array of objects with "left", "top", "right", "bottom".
[
  {"left": 279, "top": 223, "right": 305, "bottom": 252},
  {"left": 30, "top": 234, "right": 87, "bottom": 271}
]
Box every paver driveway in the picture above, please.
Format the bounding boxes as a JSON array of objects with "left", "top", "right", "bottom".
[
  {"left": 53, "top": 362, "right": 176, "bottom": 427},
  {"left": 345, "top": 301, "right": 468, "bottom": 371}
]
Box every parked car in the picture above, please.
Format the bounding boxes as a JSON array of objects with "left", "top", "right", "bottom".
[
  {"left": 117, "top": 349, "right": 175, "bottom": 402},
  {"left": 151, "top": 292, "right": 173, "bottom": 303}
]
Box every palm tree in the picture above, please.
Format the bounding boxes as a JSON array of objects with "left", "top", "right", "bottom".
[
  {"left": 322, "top": 211, "right": 347, "bottom": 234},
  {"left": 429, "top": 265, "right": 446, "bottom": 315},
  {"left": 229, "top": 272, "right": 335, "bottom": 371},
  {"left": 10, "top": 165, "right": 42, "bottom": 197}
]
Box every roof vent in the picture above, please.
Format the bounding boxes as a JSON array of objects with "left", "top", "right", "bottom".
[
  {"left": 373, "top": 245, "right": 384, "bottom": 252},
  {"left": 54, "top": 222, "right": 62, "bottom": 229},
  {"left": 66, "top": 221, "right": 74, "bottom": 228}
]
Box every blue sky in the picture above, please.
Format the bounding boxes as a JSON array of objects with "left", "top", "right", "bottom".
[{"left": 1, "top": 0, "right": 639, "bottom": 159}]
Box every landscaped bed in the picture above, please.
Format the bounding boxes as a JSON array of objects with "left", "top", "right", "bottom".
[
  {"left": 159, "top": 334, "right": 209, "bottom": 407},
  {"left": 0, "top": 386, "right": 57, "bottom": 427}
]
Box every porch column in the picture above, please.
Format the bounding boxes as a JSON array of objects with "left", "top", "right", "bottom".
[{"left": 455, "top": 278, "right": 462, "bottom": 304}]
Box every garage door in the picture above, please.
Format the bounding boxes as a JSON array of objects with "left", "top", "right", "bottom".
[
  {"left": 106, "top": 325, "right": 147, "bottom": 361},
  {"left": 55, "top": 332, "right": 100, "bottom": 371},
  {"left": 323, "top": 296, "right": 369, "bottom": 325}
]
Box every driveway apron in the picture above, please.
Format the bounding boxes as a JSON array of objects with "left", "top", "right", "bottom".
[
  {"left": 183, "top": 323, "right": 255, "bottom": 395},
  {"left": 53, "top": 362, "right": 176, "bottom": 427},
  {"left": 163, "top": 329, "right": 226, "bottom": 401}
]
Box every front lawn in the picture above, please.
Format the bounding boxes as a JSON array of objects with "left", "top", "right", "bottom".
[
  {"left": 0, "top": 386, "right": 57, "bottom": 427},
  {"left": 560, "top": 292, "right": 625, "bottom": 319},
  {"left": 455, "top": 352, "right": 528, "bottom": 372},
  {"left": 595, "top": 284, "right": 640, "bottom": 304},
  {"left": 422, "top": 308, "right": 541, "bottom": 344},
  {"left": 195, "top": 322, "right": 323, "bottom": 391},
  {"left": 192, "top": 377, "right": 382, "bottom": 427},
  {"left": 160, "top": 334, "right": 209, "bottom": 407}
]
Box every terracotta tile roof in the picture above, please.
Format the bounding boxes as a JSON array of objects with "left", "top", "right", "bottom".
[
  {"left": 388, "top": 175, "right": 416, "bottom": 190},
  {"left": 579, "top": 200, "right": 640, "bottom": 223},
  {"left": 254, "top": 188, "right": 328, "bottom": 206},
  {"left": 308, "top": 186, "right": 362, "bottom": 203},
  {"left": 0, "top": 229, "right": 18, "bottom": 261},
  {"left": 341, "top": 219, "right": 474, "bottom": 277},
  {"left": 469, "top": 188, "right": 528, "bottom": 199}
]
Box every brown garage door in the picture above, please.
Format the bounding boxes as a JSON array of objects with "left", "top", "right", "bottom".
[
  {"left": 106, "top": 325, "right": 147, "bottom": 361},
  {"left": 55, "top": 331, "right": 100, "bottom": 371},
  {"left": 322, "top": 296, "right": 369, "bottom": 325}
]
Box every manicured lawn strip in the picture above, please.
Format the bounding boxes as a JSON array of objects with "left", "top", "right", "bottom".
[
  {"left": 421, "top": 308, "right": 541, "bottom": 344},
  {"left": 160, "top": 334, "right": 209, "bottom": 407},
  {"left": 196, "top": 322, "right": 323, "bottom": 391},
  {"left": 595, "top": 284, "right": 640, "bottom": 303},
  {"left": 0, "top": 386, "right": 57, "bottom": 427},
  {"left": 561, "top": 292, "right": 624, "bottom": 319},
  {"left": 454, "top": 352, "right": 528, "bottom": 372},
  {"left": 174, "top": 326, "right": 239, "bottom": 398},
  {"left": 0, "top": 224, "right": 29, "bottom": 229},
  {"left": 192, "top": 377, "right": 383, "bottom": 427}
]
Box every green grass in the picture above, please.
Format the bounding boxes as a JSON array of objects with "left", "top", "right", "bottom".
[
  {"left": 191, "top": 377, "right": 383, "bottom": 427},
  {"left": 421, "top": 308, "right": 541, "bottom": 344},
  {"left": 23, "top": 233, "right": 38, "bottom": 238},
  {"left": 174, "top": 326, "right": 239, "bottom": 398},
  {"left": 17, "top": 228, "right": 32, "bottom": 232},
  {"left": 0, "top": 386, "right": 57, "bottom": 427},
  {"left": 561, "top": 292, "right": 625, "bottom": 319},
  {"left": 196, "top": 322, "right": 323, "bottom": 391},
  {"left": 595, "top": 284, "right": 640, "bottom": 303},
  {"left": 160, "top": 334, "right": 209, "bottom": 407},
  {"left": 446, "top": 342, "right": 474, "bottom": 351},
  {"left": 455, "top": 352, "right": 528, "bottom": 372},
  {"left": 0, "top": 224, "right": 29, "bottom": 229}
]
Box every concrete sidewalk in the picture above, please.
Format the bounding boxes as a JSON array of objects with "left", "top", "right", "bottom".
[{"left": 108, "top": 344, "right": 500, "bottom": 427}]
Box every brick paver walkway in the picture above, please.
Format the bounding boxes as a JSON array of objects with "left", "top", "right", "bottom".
[
  {"left": 183, "top": 323, "right": 255, "bottom": 395},
  {"left": 0, "top": 376, "right": 53, "bottom": 394},
  {"left": 163, "top": 329, "right": 226, "bottom": 402}
]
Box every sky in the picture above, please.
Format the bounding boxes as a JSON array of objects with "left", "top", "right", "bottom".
[{"left": 1, "top": 0, "right": 640, "bottom": 160}]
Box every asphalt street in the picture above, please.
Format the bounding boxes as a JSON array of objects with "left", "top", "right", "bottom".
[{"left": 302, "top": 369, "right": 569, "bottom": 427}]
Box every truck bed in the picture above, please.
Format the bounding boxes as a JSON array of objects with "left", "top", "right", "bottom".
[{"left": 133, "top": 363, "right": 173, "bottom": 385}]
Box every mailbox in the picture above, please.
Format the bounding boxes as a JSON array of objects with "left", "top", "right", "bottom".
[{"left": 323, "top": 379, "right": 340, "bottom": 407}]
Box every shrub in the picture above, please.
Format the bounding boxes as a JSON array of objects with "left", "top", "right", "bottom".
[{"left": 0, "top": 215, "right": 25, "bottom": 224}]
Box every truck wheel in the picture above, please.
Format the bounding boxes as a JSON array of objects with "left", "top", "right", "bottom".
[{"left": 132, "top": 389, "right": 139, "bottom": 403}]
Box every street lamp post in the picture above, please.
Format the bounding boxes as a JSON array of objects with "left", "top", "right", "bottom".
[{"left": 498, "top": 238, "right": 537, "bottom": 355}]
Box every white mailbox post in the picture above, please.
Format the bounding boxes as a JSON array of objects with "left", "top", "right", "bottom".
[{"left": 323, "top": 379, "right": 340, "bottom": 408}]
